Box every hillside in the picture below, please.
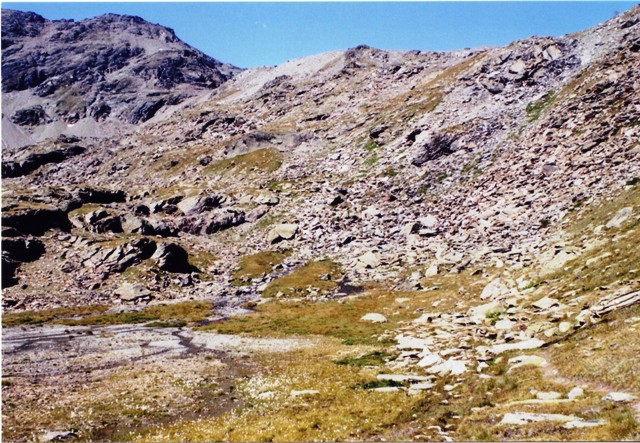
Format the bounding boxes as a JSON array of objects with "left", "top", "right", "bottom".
[{"left": 1, "top": 6, "right": 639, "bottom": 442}]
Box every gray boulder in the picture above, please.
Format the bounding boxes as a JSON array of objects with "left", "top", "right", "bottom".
[
  {"left": 152, "top": 243, "right": 197, "bottom": 273},
  {"left": 268, "top": 223, "right": 298, "bottom": 244}
]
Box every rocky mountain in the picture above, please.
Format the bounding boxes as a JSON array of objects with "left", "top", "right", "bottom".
[
  {"left": 2, "top": 6, "right": 640, "bottom": 443},
  {"left": 1, "top": 9, "right": 240, "bottom": 149}
]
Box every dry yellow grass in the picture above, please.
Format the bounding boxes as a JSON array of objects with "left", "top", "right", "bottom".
[{"left": 134, "top": 342, "right": 429, "bottom": 442}]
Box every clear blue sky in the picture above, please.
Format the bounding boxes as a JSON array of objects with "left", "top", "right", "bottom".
[{"left": 4, "top": 2, "right": 637, "bottom": 68}]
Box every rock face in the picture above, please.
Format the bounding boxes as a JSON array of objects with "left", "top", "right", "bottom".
[
  {"left": 1, "top": 144, "right": 85, "bottom": 178},
  {"left": 1, "top": 9, "right": 241, "bottom": 148}
]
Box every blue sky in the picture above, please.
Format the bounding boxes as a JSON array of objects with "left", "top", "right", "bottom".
[{"left": 4, "top": 2, "right": 637, "bottom": 68}]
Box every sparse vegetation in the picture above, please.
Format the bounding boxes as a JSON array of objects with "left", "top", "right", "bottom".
[
  {"left": 2, "top": 305, "right": 109, "bottom": 327},
  {"left": 203, "top": 147, "right": 283, "bottom": 176},
  {"left": 4, "top": 301, "right": 213, "bottom": 328},
  {"left": 526, "top": 91, "right": 556, "bottom": 122},
  {"left": 363, "top": 139, "right": 378, "bottom": 152},
  {"left": 335, "top": 351, "right": 395, "bottom": 367}
]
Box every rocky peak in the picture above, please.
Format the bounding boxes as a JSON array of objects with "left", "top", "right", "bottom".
[
  {"left": 1, "top": 9, "right": 46, "bottom": 41},
  {"left": 1, "top": 9, "right": 242, "bottom": 148}
]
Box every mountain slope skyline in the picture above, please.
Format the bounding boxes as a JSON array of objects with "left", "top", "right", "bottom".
[{"left": 4, "top": 2, "right": 635, "bottom": 67}]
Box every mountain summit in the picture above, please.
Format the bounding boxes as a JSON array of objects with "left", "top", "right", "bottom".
[{"left": 1, "top": 9, "right": 240, "bottom": 148}]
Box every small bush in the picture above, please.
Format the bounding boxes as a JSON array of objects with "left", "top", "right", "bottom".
[
  {"left": 355, "top": 379, "right": 403, "bottom": 390},
  {"left": 335, "top": 351, "right": 394, "bottom": 367},
  {"left": 363, "top": 139, "right": 378, "bottom": 152}
]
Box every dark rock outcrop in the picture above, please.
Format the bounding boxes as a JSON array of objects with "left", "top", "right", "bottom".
[
  {"left": 1, "top": 237, "right": 45, "bottom": 288},
  {"left": 11, "top": 105, "right": 51, "bottom": 126},
  {"left": 1, "top": 206, "right": 70, "bottom": 236},
  {"left": 178, "top": 209, "right": 245, "bottom": 235},
  {"left": 411, "top": 133, "right": 457, "bottom": 166},
  {"left": 2, "top": 145, "right": 85, "bottom": 178}
]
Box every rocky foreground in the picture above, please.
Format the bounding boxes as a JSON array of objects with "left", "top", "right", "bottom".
[{"left": 2, "top": 6, "right": 640, "bottom": 442}]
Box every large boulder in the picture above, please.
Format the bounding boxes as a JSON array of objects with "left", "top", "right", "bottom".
[
  {"left": 605, "top": 207, "right": 633, "bottom": 229},
  {"left": 357, "top": 251, "right": 381, "bottom": 269},
  {"left": 115, "top": 283, "right": 153, "bottom": 304},
  {"left": 10, "top": 105, "right": 51, "bottom": 126},
  {"left": 152, "top": 243, "right": 197, "bottom": 273},
  {"left": 178, "top": 209, "right": 245, "bottom": 235},
  {"left": 410, "top": 133, "right": 457, "bottom": 166},
  {"left": 177, "top": 195, "right": 223, "bottom": 215},
  {"left": 121, "top": 214, "right": 177, "bottom": 237},
  {"left": 84, "top": 210, "right": 123, "bottom": 233},
  {"left": 268, "top": 223, "right": 298, "bottom": 244}
]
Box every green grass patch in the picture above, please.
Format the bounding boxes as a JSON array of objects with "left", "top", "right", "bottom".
[
  {"left": 262, "top": 260, "right": 343, "bottom": 298},
  {"left": 2, "top": 305, "right": 109, "bottom": 327},
  {"left": 363, "top": 139, "right": 378, "bottom": 152},
  {"left": 364, "top": 153, "right": 379, "bottom": 167},
  {"left": 60, "top": 301, "right": 213, "bottom": 327},
  {"left": 200, "top": 289, "right": 435, "bottom": 345},
  {"left": 5, "top": 301, "right": 214, "bottom": 328},
  {"left": 231, "top": 250, "right": 290, "bottom": 286},
  {"left": 526, "top": 91, "right": 556, "bottom": 122}
]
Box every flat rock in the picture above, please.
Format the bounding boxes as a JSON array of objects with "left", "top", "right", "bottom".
[
  {"left": 428, "top": 359, "right": 467, "bottom": 376},
  {"left": 558, "top": 321, "right": 572, "bottom": 333},
  {"left": 563, "top": 419, "right": 606, "bottom": 429},
  {"left": 361, "top": 313, "right": 387, "bottom": 323},
  {"left": 115, "top": 282, "right": 152, "bottom": 302},
  {"left": 468, "top": 300, "right": 504, "bottom": 320},
  {"left": 40, "top": 431, "right": 77, "bottom": 442},
  {"left": 494, "top": 319, "right": 515, "bottom": 330},
  {"left": 417, "top": 353, "right": 443, "bottom": 368},
  {"left": 371, "top": 387, "right": 403, "bottom": 393},
  {"left": 532, "top": 296, "right": 559, "bottom": 310},
  {"left": 602, "top": 392, "right": 638, "bottom": 402},
  {"left": 500, "top": 412, "right": 578, "bottom": 425},
  {"left": 358, "top": 251, "right": 381, "bottom": 268},
  {"left": 408, "top": 382, "right": 436, "bottom": 391},
  {"left": 480, "top": 278, "right": 510, "bottom": 300},
  {"left": 489, "top": 338, "right": 545, "bottom": 355},
  {"left": 605, "top": 207, "right": 633, "bottom": 229},
  {"left": 396, "top": 335, "right": 432, "bottom": 350},
  {"left": 568, "top": 386, "right": 584, "bottom": 400},
  {"left": 536, "top": 391, "right": 562, "bottom": 400}
]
